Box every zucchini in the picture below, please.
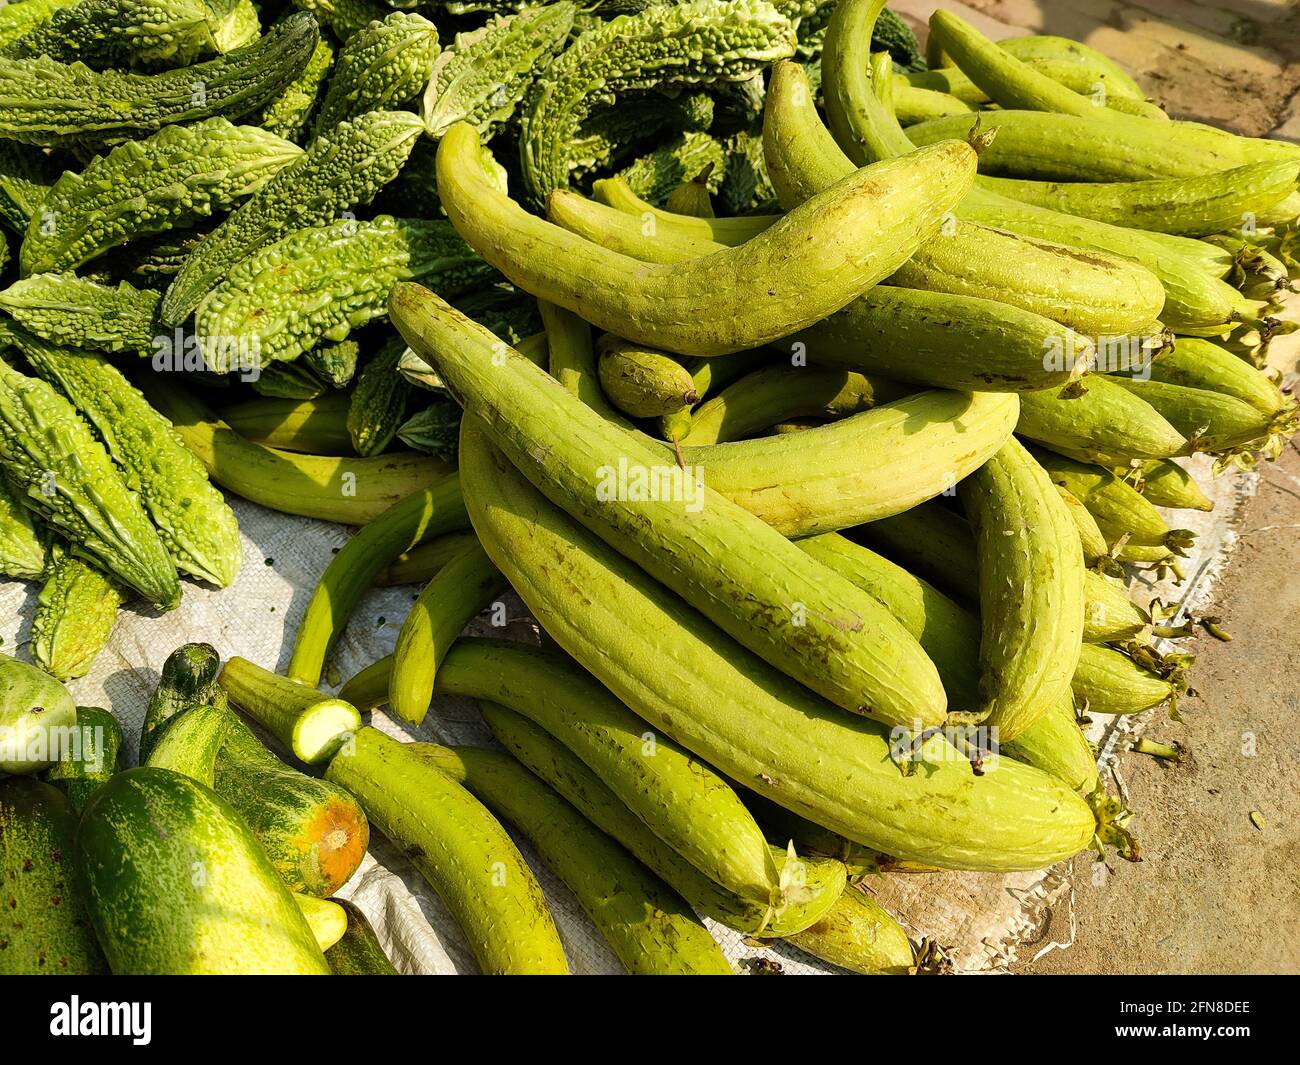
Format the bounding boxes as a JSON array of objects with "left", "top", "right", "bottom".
[
  {"left": 218, "top": 657, "right": 360, "bottom": 765},
  {"left": 288, "top": 475, "right": 469, "bottom": 686},
  {"left": 480, "top": 703, "right": 847, "bottom": 938},
  {"left": 324, "top": 726, "right": 570, "bottom": 975},
  {"left": 458, "top": 417, "right": 1097, "bottom": 871},
  {"left": 214, "top": 716, "right": 369, "bottom": 897},
  {"left": 389, "top": 543, "right": 504, "bottom": 725},
  {"left": 414, "top": 740, "right": 734, "bottom": 975},
  {"left": 30, "top": 550, "right": 125, "bottom": 681},
  {"left": 76, "top": 768, "right": 330, "bottom": 974},
  {"left": 44, "top": 705, "right": 124, "bottom": 813},
  {"left": 0, "top": 778, "right": 107, "bottom": 974},
  {"left": 390, "top": 286, "right": 949, "bottom": 730},
  {"left": 325, "top": 899, "right": 398, "bottom": 975},
  {"left": 0, "top": 653, "right": 77, "bottom": 774},
  {"left": 785, "top": 887, "right": 914, "bottom": 975}
]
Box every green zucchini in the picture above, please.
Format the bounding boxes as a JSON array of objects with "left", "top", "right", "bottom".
[
  {"left": 0, "top": 652, "right": 77, "bottom": 774},
  {"left": 44, "top": 705, "right": 124, "bottom": 813},
  {"left": 786, "top": 887, "right": 914, "bottom": 975},
  {"left": 0, "top": 778, "right": 107, "bottom": 974},
  {"left": 214, "top": 716, "right": 369, "bottom": 898},
  {"left": 30, "top": 550, "right": 125, "bottom": 682},
  {"left": 218, "top": 657, "right": 360, "bottom": 765},
  {"left": 76, "top": 767, "right": 330, "bottom": 974},
  {"left": 390, "top": 285, "right": 949, "bottom": 730},
  {"left": 389, "top": 543, "right": 504, "bottom": 725},
  {"left": 324, "top": 726, "right": 570, "bottom": 975},
  {"left": 139, "top": 642, "right": 223, "bottom": 761},
  {"left": 325, "top": 899, "right": 398, "bottom": 975},
  {"left": 480, "top": 703, "right": 848, "bottom": 938},
  {"left": 414, "top": 740, "right": 734, "bottom": 975},
  {"left": 458, "top": 417, "right": 1097, "bottom": 871},
  {"left": 288, "top": 475, "right": 469, "bottom": 686}
]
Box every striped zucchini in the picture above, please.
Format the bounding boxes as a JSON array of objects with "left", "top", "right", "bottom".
[{"left": 457, "top": 416, "right": 1097, "bottom": 871}]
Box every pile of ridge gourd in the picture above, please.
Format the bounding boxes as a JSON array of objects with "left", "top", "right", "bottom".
[{"left": 0, "top": 0, "right": 1297, "bottom": 976}]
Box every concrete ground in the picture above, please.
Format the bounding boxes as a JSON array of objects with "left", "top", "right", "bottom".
[{"left": 888, "top": 0, "right": 1300, "bottom": 974}]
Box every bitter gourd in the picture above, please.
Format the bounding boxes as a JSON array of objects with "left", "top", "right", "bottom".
[
  {"left": 9, "top": 327, "right": 242, "bottom": 587},
  {"left": 519, "top": 0, "right": 797, "bottom": 201},
  {"left": 0, "top": 0, "right": 255, "bottom": 68},
  {"left": 194, "top": 215, "right": 495, "bottom": 367},
  {"left": 0, "top": 353, "right": 179, "bottom": 608},
  {"left": 291, "top": 0, "right": 385, "bottom": 41},
  {"left": 422, "top": 3, "right": 575, "bottom": 140},
  {"left": 255, "top": 33, "right": 334, "bottom": 143},
  {"left": 0, "top": 0, "right": 77, "bottom": 49},
  {"left": 22, "top": 118, "right": 302, "bottom": 276},
  {"left": 0, "top": 471, "right": 46, "bottom": 579},
  {"left": 0, "top": 11, "right": 320, "bottom": 147},
  {"left": 0, "top": 140, "right": 58, "bottom": 234},
  {"left": 615, "top": 131, "right": 726, "bottom": 205},
  {"left": 302, "top": 339, "right": 359, "bottom": 389},
  {"left": 163, "top": 108, "right": 426, "bottom": 324},
  {"left": 313, "top": 11, "right": 439, "bottom": 133},
  {"left": 0, "top": 274, "right": 162, "bottom": 356},
  {"left": 30, "top": 546, "right": 125, "bottom": 682},
  {"left": 348, "top": 337, "right": 410, "bottom": 456}
]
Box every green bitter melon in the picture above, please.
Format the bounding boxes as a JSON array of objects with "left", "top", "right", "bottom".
[
  {"left": 422, "top": 3, "right": 575, "bottom": 140},
  {"left": 31, "top": 546, "right": 126, "bottom": 682},
  {"left": 616, "top": 131, "right": 726, "bottom": 204},
  {"left": 0, "top": 351, "right": 180, "bottom": 608},
  {"left": 0, "top": 0, "right": 78, "bottom": 50},
  {"left": 0, "top": 274, "right": 162, "bottom": 356},
  {"left": 291, "top": 0, "right": 386, "bottom": 41},
  {"left": 0, "top": 140, "right": 59, "bottom": 234},
  {"left": 22, "top": 118, "right": 302, "bottom": 275},
  {"left": 0, "top": 10, "right": 319, "bottom": 147},
  {"left": 347, "top": 337, "right": 409, "bottom": 456},
  {"left": 303, "top": 339, "right": 360, "bottom": 388},
  {"left": 194, "top": 215, "right": 496, "bottom": 367},
  {"left": 518, "top": 0, "right": 797, "bottom": 201},
  {"left": 7, "top": 326, "right": 243, "bottom": 588},
  {"left": 163, "top": 108, "right": 426, "bottom": 324},
  {"left": 255, "top": 33, "right": 335, "bottom": 143},
  {"left": 0, "top": 471, "right": 47, "bottom": 579},
  {"left": 313, "top": 11, "right": 440, "bottom": 133}
]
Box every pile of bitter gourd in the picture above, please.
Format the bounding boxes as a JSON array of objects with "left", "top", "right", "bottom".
[{"left": 0, "top": 0, "right": 1297, "bottom": 974}]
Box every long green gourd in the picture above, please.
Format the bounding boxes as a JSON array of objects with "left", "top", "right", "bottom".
[
  {"left": 0, "top": 0, "right": 254, "bottom": 67},
  {"left": 422, "top": 3, "right": 575, "bottom": 140},
  {"left": 958, "top": 439, "right": 1084, "bottom": 741},
  {"left": 546, "top": 189, "right": 1088, "bottom": 393},
  {"left": 978, "top": 162, "right": 1300, "bottom": 237},
  {"left": 312, "top": 11, "right": 440, "bottom": 132},
  {"left": 480, "top": 703, "right": 848, "bottom": 938},
  {"left": 194, "top": 215, "right": 496, "bottom": 367},
  {"left": 766, "top": 60, "right": 1166, "bottom": 336},
  {"left": 391, "top": 288, "right": 949, "bottom": 729},
  {"left": 324, "top": 727, "right": 570, "bottom": 975},
  {"left": 219, "top": 658, "right": 360, "bottom": 765},
  {"left": 456, "top": 415, "right": 1096, "bottom": 871},
  {"left": 0, "top": 11, "right": 319, "bottom": 147},
  {"left": 0, "top": 354, "right": 180, "bottom": 609},
  {"left": 30, "top": 550, "right": 125, "bottom": 682},
  {"left": 163, "top": 108, "right": 426, "bottom": 324},
  {"left": 0, "top": 275, "right": 161, "bottom": 356},
  {"left": 0, "top": 471, "right": 46, "bottom": 579},
  {"left": 413, "top": 740, "right": 734, "bottom": 975},
  {"left": 519, "top": 0, "right": 797, "bottom": 202},
  {"left": 20, "top": 117, "right": 302, "bottom": 275},
  {"left": 438, "top": 121, "right": 978, "bottom": 357},
  {"left": 11, "top": 327, "right": 242, "bottom": 588}
]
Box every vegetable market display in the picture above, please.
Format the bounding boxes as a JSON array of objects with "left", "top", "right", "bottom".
[{"left": 0, "top": 0, "right": 1296, "bottom": 975}]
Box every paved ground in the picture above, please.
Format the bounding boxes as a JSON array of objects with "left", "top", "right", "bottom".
[{"left": 891, "top": 0, "right": 1300, "bottom": 975}]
